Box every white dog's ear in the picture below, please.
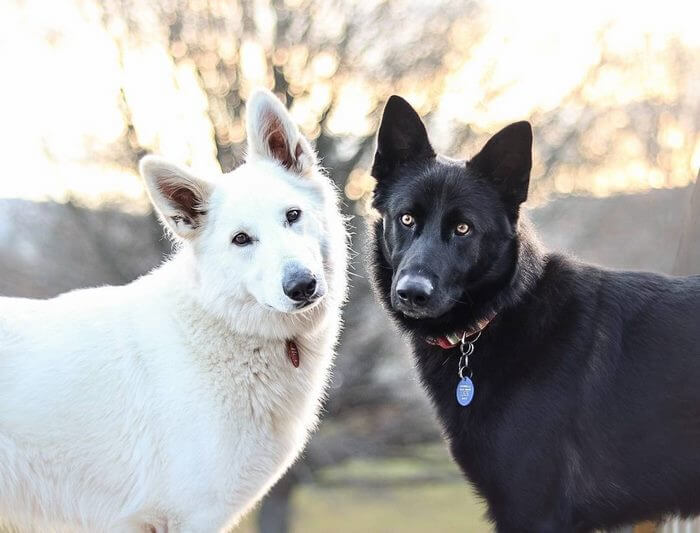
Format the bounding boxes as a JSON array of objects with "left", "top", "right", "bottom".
[
  {"left": 246, "top": 88, "right": 317, "bottom": 176},
  {"left": 140, "top": 156, "right": 212, "bottom": 239}
]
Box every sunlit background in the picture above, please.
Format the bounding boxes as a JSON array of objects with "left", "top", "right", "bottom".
[{"left": 1, "top": 0, "right": 699, "bottom": 531}]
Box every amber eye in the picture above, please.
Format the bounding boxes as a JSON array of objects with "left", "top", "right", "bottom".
[
  {"left": 286, "top": 209, "right": 301, "bottom": 224},
  {"left": 400, "top": 213, "right": 415, "bottom": 227},
  {"left": 455, "top": 222, "right": 470, "bottom": 236},
  {"left": 232, "top": 232, "right": 251, "bottom": 246}
]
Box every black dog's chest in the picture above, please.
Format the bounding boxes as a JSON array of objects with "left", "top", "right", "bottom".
[{"left": 413, "top": 339, "right": 573, "bottom": 507}]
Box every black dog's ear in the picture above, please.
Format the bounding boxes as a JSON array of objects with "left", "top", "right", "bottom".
[
  {"left": 469, "top": 121, "right": 532, "bottom": 205},
  {"left": 372, "top": 96, "right": 435, "bottom": 182}
]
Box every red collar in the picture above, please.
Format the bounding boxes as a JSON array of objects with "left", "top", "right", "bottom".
[{"left": 425, "top": 311, "right": 497, "bottom": 349}]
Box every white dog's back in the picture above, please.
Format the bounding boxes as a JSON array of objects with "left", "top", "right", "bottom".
[{"left": 0, "top": 89, "right": 347, "bottom": 532}]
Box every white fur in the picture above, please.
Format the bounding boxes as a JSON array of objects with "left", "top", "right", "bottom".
[{"left": 0, "top": 89, "right": 348, "bottom": 532}]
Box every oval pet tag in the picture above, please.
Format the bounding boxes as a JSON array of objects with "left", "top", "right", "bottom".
[{"left": 456, "top": 376, "right": 475, "bottom": 407}]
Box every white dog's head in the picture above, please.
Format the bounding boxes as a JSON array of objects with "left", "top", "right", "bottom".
[{"left": 140, "top": 89, "right": 337, "bottom": 325}]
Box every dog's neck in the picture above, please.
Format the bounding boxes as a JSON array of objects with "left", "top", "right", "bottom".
[{"left": 475, "top": 215, "right": 546, "bottom": 325}]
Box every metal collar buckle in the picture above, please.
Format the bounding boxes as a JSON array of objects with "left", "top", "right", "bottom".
[{"left": 458, "top": 330, "right": 481, "bottom": 379}]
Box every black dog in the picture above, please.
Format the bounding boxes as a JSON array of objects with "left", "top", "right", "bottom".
[{"left": 368, "top": 95, "right": 700, "bottom": 532}]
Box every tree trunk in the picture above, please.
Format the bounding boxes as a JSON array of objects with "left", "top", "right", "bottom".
[
  {"left": 673, "top": 170, "right": 700, "bottom": 275},
  {"left": 257, "top": 471, "right": 298, "bottom": 533}
]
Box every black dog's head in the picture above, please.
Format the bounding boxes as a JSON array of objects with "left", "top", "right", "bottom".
[{"left": 371, "top": 96, "right": 532, "bottom": 329}]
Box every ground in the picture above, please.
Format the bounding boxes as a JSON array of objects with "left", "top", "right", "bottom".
[{"left": 236, "top": 444, "right": 490, "bottom": 533}]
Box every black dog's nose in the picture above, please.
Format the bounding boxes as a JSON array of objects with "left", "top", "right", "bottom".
[
  {"left": 283, "top": 271, "right": 317, "bottom": 302},
  {"left": 396, "top": 275, "right": 433, "bottom": 307}
]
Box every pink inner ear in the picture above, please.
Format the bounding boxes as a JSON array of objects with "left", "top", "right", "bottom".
[
  {"left": 158, "top": 181, "right": 200, "bottom": 222},
  {"left": 263, "top": 112, "right": 295, "bottom": 169}
]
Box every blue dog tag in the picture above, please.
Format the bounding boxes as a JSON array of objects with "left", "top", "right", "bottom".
[{"left": 456, "top": 377, "right": 475, "bottom": 406}]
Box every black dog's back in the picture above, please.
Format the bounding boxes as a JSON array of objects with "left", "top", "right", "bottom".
[
  {"left": 368, "top": 95, "right": 700, "bottom": 531},
  {"left": 566, "top": 267, "right": 700, "bottom": 526}
]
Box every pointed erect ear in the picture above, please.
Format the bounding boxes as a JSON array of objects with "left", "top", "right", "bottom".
[
  {"left": 372, "top": 95, "right": 435, "bottom": 182},
  {"left": 469, "top": 121, "right": 533, "bottom": 205},
  {"left": 140, "top": 156, "right": 212, "bottom": 240},
  {"left": 246, "top": 88, "right": 317, "bottom": 175}
]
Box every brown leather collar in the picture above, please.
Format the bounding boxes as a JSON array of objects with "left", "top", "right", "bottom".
[
  {"left": 425, "top": 311, "right": 497, "bottom": 349},
  {"left": 286, "top": 340, "right": 300, "bottom": 367}
]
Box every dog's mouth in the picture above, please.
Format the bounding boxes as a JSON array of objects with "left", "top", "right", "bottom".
[
  {"left": 397, "top": 306, "right": 438, "bottom": 319},
  {"left": 398, "top": 307, "right": 454, "bottom": 322},
  {"left": 264, "top": 294, "right": 323, "bottom": 315},
  {"left": 294, "top": 295, "right": 321, "bottom": 310},
  {"left": 288, "top": 290, "right": 326, "bottom": 314}
]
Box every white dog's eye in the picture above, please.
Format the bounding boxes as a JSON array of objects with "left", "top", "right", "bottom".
[
  {"left": 232, "top": 232, "right": 251, "bottom": 246},
  {"left": 286, "top": 209, "right": 301, "bottom": 224}
]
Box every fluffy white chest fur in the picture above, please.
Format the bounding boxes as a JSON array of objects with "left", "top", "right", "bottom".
[{"left": 0, "top": 89, "right": 348, "bottom": 532}]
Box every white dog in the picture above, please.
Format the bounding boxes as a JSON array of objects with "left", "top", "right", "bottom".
[{"left": 0, "top": 89, "right": 348, "bottom": 532}]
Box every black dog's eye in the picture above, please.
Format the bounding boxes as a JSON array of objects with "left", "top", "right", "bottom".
[
  {"left": 232, "top": 232, "right": 251, "bottom": 246},
  {"left": 286, "top": 209, "right": 301, "bottom": 224},
  {"left": 400, "top": 213, "right": 415, "bottom": 227},
  {"left": 455, "top": 222, "right": 471, "bottom": 236}
]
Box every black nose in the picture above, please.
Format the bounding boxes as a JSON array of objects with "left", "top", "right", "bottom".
[
  {"left": 396, "top": 275, "right": 433, "bottom": 307},
  {"left": 283, "top": 271, "right": 317, "bottom": 302}
]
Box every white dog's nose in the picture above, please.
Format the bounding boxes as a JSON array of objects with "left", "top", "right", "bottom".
[{"left": 283, "top": 270, "right": 317, "bottom": 302}]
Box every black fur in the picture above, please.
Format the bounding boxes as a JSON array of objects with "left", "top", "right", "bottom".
[{"left": 368, "top": 95, "right": 700, "bottom": 532}]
